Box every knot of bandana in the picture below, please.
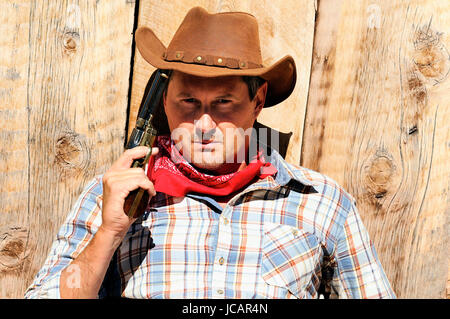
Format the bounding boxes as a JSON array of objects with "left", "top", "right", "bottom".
[{"left": 147, "top": 135, "right": 277, "bottom": 197}]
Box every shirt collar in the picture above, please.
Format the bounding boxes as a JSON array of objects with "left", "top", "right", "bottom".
[
  {"left": 221, "top": 149, "right": 320, "bottom": 206},
  {"left": 268, "top": 149, "right": 321, "bottom": 187}
]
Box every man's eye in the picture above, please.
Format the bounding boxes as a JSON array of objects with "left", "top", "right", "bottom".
[
  {"left": 216, "top": 99, "right": 231, "bottom": 104},
  {"left": 183, "top": 98, "right": 197, "bottom": 103}
]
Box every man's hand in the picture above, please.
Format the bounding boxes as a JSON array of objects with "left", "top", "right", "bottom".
[
  {"left": 101, "top": 146, "right": 158, "bottom": 241},
  {"left": 60, "top": 146, "right": 158, "bottom": 298}
]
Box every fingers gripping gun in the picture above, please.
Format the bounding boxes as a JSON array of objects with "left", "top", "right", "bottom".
[{"left": 124, "top": 69, "right": 172, "bottom": 218}]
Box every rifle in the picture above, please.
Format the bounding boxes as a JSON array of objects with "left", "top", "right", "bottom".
[{"left": 123, "top": 69, "right": 172, "bottom": 219}]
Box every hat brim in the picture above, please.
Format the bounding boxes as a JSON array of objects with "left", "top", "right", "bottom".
[{"left": 135, "top": 27, "right": 296, "bottom": 107}]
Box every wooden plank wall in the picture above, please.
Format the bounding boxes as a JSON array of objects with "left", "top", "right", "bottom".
[
  {"left": 302, "top": 0, "right": 449, "bottom": 298},
  {"left": 0, "top": 0, "right": 135, "bottom": 298},
  {"left": 0, "top": 0, "right": 448, "bottom": 298}
]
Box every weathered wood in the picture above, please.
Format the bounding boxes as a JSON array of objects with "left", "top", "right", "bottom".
[
  {"left": 1, "top": 0, "right": 448, "bottom": 300},
  {"left": 0, "top": 0, "right": 135, "bottom": 298},
  {"left": 302, "top": 0, "right": 449, "bottom": 298},
  {"left": 128, "top": 0, "right": 316, "bottom": 164}
]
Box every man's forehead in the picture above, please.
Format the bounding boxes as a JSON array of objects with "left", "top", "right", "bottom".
[{"left": 170, "top": 71, "right": 245, "bottom": 91}]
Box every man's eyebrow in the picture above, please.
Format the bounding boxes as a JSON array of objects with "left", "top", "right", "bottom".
[
  {"left": 175, "top": 93, "right": 237, "bottom": 99},
  {"left": 215, "top": 93, "right": 235, "bottom": 99},
  {"left": 176, "top": 92, "right": 192, "bottom": 98}
]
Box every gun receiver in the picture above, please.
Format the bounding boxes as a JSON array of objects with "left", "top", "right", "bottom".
[{"left": 124, "top": 69, "right": 171, "bottom": 218}]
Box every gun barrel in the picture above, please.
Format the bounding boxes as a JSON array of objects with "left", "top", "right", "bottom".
[{"left": 138, "top": 70, "right": 170, "bottom": 121}]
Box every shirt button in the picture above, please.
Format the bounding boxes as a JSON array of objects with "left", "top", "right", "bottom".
[
  {"left": 218, "top": 257, "right": 225, "bottom": 265},
  {"left": 222, "top": 217, "right": 229, "bottom": 225},
  {"left": 217, "top": 289, "right": 224, "bottom": 295},
  {"left": 292, "top": 229, "right": 299, "bottom": 237}
]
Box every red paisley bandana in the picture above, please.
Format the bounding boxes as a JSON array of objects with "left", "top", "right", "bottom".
[{"left": 147, "top": 135, "right": 277, "bottom": 197}]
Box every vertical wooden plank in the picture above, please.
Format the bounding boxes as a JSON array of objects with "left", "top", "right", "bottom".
[
  {"left": 0, "top": 0, "right": 135, "bottom": 298},
  {"left": 128, "top": 0, "right": 315, "bottom": 164},
  {"left": 0, "top": 0, "right": 33, "bottom": 299},
  {"left": 302, "top": 0, "right": 449, "bottom": 298},
  {"left": 0, "top": 1, "right": 30, "bottom": 220}
]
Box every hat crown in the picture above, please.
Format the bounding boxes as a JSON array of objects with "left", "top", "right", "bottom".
[{"left": 166, "top": 7, "right": 263, "bottom": 65}]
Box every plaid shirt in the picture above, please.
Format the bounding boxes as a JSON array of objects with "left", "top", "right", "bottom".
[{"left": 25, "top": 150, "right": 395, "bottom": 299}]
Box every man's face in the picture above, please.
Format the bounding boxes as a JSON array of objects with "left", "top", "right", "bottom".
[{"left": 163, "top": 71, "right": 267, "bottom": 172}]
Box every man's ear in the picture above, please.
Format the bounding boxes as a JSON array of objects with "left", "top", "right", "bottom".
[{"left": 254, "top": 81, "right": 268, "bottom": 117}]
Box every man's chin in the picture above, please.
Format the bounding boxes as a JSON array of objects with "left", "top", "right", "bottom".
[
  {"left": 190, "top": 154, "right": 245, "bottom": 175},
  {"left": 190, "top": 159, "right": 225, "bottom": 172},
  {"left": 182, "top": 148, "right": 239, "bottom": 173}
]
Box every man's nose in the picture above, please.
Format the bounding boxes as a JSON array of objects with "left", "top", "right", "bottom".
[{"left": 195, "top": 113, "right": 216, "bottom": 134}]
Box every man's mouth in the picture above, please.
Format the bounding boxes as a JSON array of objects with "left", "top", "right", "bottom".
[
  {"left": 193, "top": 140, "right": 221, "bottom": 151},
  {"left": 200, "top": 139, "right": 215, "bottom": 145},
  {"left": 193, "top": 138, "right": 221, "bottom": 144}
]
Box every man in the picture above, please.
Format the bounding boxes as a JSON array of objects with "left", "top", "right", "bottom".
[{"left": 25, "top": 7, "right": 395, "bottom": 299}]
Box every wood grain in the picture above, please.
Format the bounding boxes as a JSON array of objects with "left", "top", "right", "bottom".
[
  {"left": 0, "top": 0, "right": 135, "bottom": 298},
  {"left": 128, "top": 0, "right": 315, "bottom": 164},
  {"left": 1, "top": 0, "right": 448, "bottom": 299},
  {"left": 302, "top": 0, "right": 449, "bottom": 298}
]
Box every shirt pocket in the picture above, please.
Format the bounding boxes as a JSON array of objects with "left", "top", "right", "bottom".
[{"left": 261, "top": 222, "right": 321, "bottom": 298}]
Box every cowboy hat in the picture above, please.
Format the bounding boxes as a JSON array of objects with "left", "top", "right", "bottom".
[{"left": 135, "top": 6, "right": 296, "bottom": 107}]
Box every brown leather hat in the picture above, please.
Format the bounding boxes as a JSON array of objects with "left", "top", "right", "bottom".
[{"left": 135, "top": 7, "right": 296, "bottom": 107}]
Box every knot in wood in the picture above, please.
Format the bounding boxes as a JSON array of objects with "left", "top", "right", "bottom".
[
  {"left": 54, "top": 131, "right": 89, "bottom": 176},
  {"left": 363, "top": 153, "right": 397, "bottom": 200},
  {"left": 0, "top": 226, "right": 28, "bottom": 274},
  {"left": 62, "top": 31, "right": 80, "bottom": 53},
  {"left": 413, "top": 25, "right": 450, "bottom": 84},
  {"left": 367, "top": 156, "right": 394, "bottom": 187}
]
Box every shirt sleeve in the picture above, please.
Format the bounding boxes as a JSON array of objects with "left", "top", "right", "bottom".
[
  {"left": 331, "top": 201, "right": 396, "bottom": 299},
  {"left": 24, "top": 176, "right": 104, "bottom": 299}
]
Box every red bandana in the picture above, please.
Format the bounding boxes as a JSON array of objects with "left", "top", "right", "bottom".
[{"left": 147, "top": 135, "right": 277, "bottom": 197}]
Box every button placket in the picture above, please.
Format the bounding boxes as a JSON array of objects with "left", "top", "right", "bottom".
[{"left": 211, "top": 206, "right": 232, "bottom": 298}]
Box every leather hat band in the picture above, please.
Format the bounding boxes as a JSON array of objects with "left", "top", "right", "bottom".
[{"left": 163, "top": 50, "right": 263, "bottom": 70}]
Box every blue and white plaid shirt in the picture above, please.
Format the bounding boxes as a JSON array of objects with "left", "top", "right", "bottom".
[{"left": 25, "top": 150, "right": 395, "bottom": 299}]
